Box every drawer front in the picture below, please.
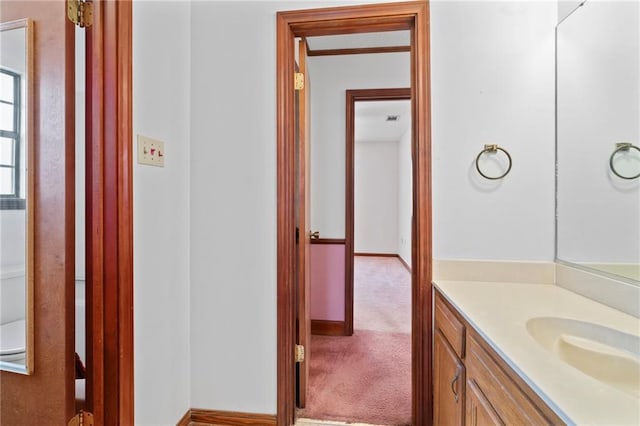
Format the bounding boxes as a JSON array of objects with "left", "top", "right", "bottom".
[
  {"left": 435, "top": 293, "right": 465, "bottom": 358},
  {"left": 466, "top": 334, "right": 554, "bottom": 425}
]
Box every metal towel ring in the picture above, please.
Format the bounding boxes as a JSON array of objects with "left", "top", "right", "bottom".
[
  {"left": 475, "top": 144, "right": 512, "bottom": 180},
  {"left": 609, "top": 142, "right": 640, "bottom": 180}
]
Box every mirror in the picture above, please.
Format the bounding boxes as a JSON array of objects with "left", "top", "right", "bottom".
[
  {"left": 557, "top": 1, "right": 640, "bottom": 284},
  {"left": 0, "top": 18, "right": 34, "bottom": 374}
]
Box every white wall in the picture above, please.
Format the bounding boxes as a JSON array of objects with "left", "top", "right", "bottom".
[
  {"left": 397, "top": 127, "right": 412, "bottom": 268},
  {"left": 354, "top": 140, "right": 399, "bottom": 253},
  {"left": 190, "top": 2, "right": 278, "bottom": 414},
  {"left": 133, "top": 2, "right": 191, "bottom": 424},
  {"left": 309, "top": 53, "right": 410, "bottom": 238},
  {"left": 430, "top": 0, "right": 557, "bottom": 261}
]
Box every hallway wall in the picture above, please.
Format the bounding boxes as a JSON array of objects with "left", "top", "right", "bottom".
[{"left": 355, "top": 140, "right": 400, "bottom": 254}]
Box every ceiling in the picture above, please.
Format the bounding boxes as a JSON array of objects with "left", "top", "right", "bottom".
[{"left": 355, "top": 100, "right": 411, "bottom": 143}]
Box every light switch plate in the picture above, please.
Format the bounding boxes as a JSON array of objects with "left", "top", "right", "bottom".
[{"left": 137, "top": 135, "right": 165, "bottom": 167}]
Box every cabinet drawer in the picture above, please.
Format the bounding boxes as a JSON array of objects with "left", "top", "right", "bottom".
[
  {"left": 466, "top": 334, "right": 555, "bottom": 425},
  {"left": 435, "top": 293, "right": 465, "bottom": 358}
]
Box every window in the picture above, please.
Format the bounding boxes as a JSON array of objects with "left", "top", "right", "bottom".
[{"left": 0, "top": 68, "right": 24, "bottom": 210}]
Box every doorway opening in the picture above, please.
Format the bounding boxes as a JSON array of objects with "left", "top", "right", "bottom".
[
  {"left": 299, "top": 90, "right": 413, "bottom": 424},
  {"left": 276, "top": 2, "right": 432, "bottom": 425}
]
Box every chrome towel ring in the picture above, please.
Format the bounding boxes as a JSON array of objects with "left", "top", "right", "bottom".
[
  {"left": 609, "top": 142, "right": 640, "bottom": 180},
  {"left": 475, "top": 144, "right": 512, "bottom": 180}
]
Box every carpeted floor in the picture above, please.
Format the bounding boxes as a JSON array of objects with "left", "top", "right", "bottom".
[{"left": 298, "top": 256, "right": 411, "bottom": 425}]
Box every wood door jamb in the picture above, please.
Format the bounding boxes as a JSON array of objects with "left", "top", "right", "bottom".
[{"left": 345, "top": 87, "right": 411, "bottom": 337}]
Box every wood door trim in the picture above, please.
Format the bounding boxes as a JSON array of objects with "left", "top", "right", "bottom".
[
  {"left": 310, "top": 238, "right": 346, "bottom": 245},
  {"left": 178, "top": 408, "right": 278, "bottom": 425},
  {"left": 311, "top": 320, "right": 347, "bottom": 336},
  {"left": 307, "top": 45, "right": 410, "bottom": 57},
  {"left": 345, "top": 87, "right": 411, "bottom": 337},
  {"left": 85, "top": 1, "right": 134, "bottom": 424},
  {"left": 276, "top": 2, "right": 432, "bottom": 425}
]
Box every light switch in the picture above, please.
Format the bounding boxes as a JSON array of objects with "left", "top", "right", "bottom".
[{"left": 137, "top": 135, "right": 165, "bottom": 167}]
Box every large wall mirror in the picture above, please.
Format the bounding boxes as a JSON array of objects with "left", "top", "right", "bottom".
[
  {"left": 557, "top": 1, "right": 640, "bottom": 284},
  {"left": 0, "top": 18, "right": 34, "bottom": 374}
]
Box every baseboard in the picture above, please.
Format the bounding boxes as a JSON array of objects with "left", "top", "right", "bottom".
[
  {"left": 354, "top": 253, "right": 411, "bottom": 272},
  {"left": 397, "top": 255, "right": 411, "bottom": 272},
  {"left": 177, "top": 409, "right": 191, "bottom": 426},
  {"left": 311, "top": 319, "right": 346, "bottom": 336},
  {"left": 177, "top": 408, "right": 277, "bottom": 426}
]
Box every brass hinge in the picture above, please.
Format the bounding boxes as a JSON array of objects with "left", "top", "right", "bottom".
[
  {"left": 68, "top": 0, "right": 93, "bottom": 28},
  {"left": 294, "top": 73, "right": 304, "bottom": 91},
  {"left": 295, "top": 344, "right": 305, "bottom": 363},
  {"left": 68, "top": 411, "right": 94, "bottom": 426}
]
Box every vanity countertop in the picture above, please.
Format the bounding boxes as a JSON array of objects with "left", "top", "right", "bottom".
[{"left": 433, "top": 280, "right": 640, "bottom": 426}]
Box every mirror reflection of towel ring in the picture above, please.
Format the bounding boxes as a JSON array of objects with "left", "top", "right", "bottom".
[
  {"left": 609, "top": 142, "right": 640, "bottom": 180},
  {"left": 475, "top": 144, "right": 512, "bottom": 180}
]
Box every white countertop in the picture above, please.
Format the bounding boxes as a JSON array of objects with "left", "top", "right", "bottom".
[{"left": 434, "top": 280, "right": 640, "bottom": 426}]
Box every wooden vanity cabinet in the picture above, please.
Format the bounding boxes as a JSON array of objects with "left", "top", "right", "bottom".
[
  {"left": 434, "top": 331, "right": 465, "bottom": 425},
  {"left": 433, "top": 289, "right": 565, "bottom": 426},
  {"left": 434, "top": 291, "right": 466, "bottom": 425}
]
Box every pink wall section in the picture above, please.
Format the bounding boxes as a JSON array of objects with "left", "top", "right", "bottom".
[{"left": 310, "top": 244, "right": 345, "bottom": 321}]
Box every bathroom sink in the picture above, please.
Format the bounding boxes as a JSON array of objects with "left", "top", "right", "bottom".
[{"left": 526, "top": 317, "right": 640, "bottom": 398}]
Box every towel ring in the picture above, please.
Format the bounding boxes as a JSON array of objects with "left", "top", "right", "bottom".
[
  {"left": 609, "top": 142, "right": 640, "bottom": 180},
  {"left": 475, "top": 144, "right": 512, "bottom": 180}
]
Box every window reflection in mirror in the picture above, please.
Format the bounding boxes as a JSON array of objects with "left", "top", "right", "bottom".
[
  {"left": 0, "top": 18, "right": 33, "bottom": 374},
  {"left": 556, "top": 1, "right": 640, "bottom": 283}
]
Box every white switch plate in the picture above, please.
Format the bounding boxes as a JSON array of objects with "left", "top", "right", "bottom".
[{"left": 137, "top": 135, "right": 165, "bottom": 167}]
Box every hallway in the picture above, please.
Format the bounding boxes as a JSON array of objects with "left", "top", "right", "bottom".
[{"left": 298, "top": 256, "right": 411, "bottom": 425}]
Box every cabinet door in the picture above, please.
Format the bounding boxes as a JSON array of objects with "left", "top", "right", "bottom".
[
  {"left": 434, "top": 331, "right": 465, "bottom": 425},
  {"left": 466, "top": 379, "right": 504, "bottom": 426}
]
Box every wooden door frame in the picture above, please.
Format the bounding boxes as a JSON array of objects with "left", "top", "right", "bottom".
[
  {"left": 85, "top": 1, "right": 134, "bottom": 424},
  {"left": 276, "top": 2, "right": 432, "bottom": 425},
  {"left": 344, "top": 87, "right": 412, "bottom": 336},
  {"left": 0, "top": 1, "right": 133, "bottom": 423}
]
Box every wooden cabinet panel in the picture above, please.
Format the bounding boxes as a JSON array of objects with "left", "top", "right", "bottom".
[
  {"left": 435, "top": 293, "right": 466, "bottom": 358},
  {"left": 434, "top": 331, "right": 465, "bottom": 426},
  {"left": 466, "top": 379, "right": 504, "bottom": 426},
  {"left": 466, "top": 335, "right": 555, "bottom": 425}
]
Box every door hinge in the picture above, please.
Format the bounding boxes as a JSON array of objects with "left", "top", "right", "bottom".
[
  {"left": 295, "top": 344, "right": 305, "bottom": 363},
  {"left": 68, "top": 0, "right": 93, "bottom": 28},
  {"left": 294, "top": 73, "right": 304, "bottom": 91},
  {"left": 68, "top": 411, "right": 94, "bottom": 426}
]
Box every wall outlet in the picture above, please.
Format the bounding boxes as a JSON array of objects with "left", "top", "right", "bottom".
[{"left": 137, "top": 135, "right": 165, "bottom": 167}]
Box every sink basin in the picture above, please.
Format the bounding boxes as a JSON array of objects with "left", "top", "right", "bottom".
[{"left": 526, "top": 317, "right": 640, "bottom": 398}]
